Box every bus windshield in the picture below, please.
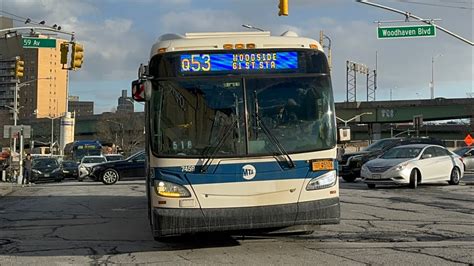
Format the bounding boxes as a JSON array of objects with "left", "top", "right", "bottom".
[{"left": 150, "top": 75, "right": 335, "bottom": 157}]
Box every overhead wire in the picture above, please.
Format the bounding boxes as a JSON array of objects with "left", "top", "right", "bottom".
[{"left": 389, "top": 0, "right": 473, "bottom": 10}]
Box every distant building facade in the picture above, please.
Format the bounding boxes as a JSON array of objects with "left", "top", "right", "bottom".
[
  {"left": 68, "top": 95, "right": 93, "bottom": 117},
  {"left": 117, "top": 89, "right": 133, "bottom": 113}
]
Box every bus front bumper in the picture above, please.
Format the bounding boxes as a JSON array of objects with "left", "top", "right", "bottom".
[{"left": 151, "top": 197, "right": 340, "bottom": 237}]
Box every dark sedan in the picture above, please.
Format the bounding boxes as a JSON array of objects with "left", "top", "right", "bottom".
[
  {"left": 31, "top": 157, "right": 64, "bottom": 183},
  {"left": 89, "top": 151, "right": 145, "bottom": 185},
  {"left": 61, "top": 160, "right": 79, "bottom": 179}
]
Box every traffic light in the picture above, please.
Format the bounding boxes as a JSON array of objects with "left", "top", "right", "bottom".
[
  {"left": 60, "top": 42, "right": 69, "bottom": 65},
  {"left": 278, "top": 0, "right": 288, "bottom": 16},
  {"left": 15, "top": 58, "right": 24, "bottom": 79},
  {"left": 70, "top": 42, "right": 84, "bottom": 70}
]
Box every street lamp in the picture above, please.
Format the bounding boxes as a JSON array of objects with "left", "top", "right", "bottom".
[
  {"left": 47, "top": 115, "right": 61, "bottom": 155},
  {"left": 126, "top": 98, "right": 144, "bottom": 106},
  {"left": 242, "top": 24, "right": 266, "bottom": 32},
  {"left": 320, "top": 31, "right": 332, "bottom": 72},
  {"left": 106, "top": 120, "right": 124, "bottom": 149},
  {"left": 336, "top": 112, "right": 373, "bottom": 127},
  {"left": 430, "top": 54, "right": 442, "bottom": 99}
]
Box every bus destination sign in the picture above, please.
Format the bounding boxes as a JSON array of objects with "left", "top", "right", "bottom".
[{"left": 180, "top": 52, "right": 298, "bottom": 73}]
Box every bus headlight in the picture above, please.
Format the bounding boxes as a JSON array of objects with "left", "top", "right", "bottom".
[
  {"left": 306, "top": 171, "right": 337, "bottom": 190},
  {"left": 155, "top": 180, "right": 191, "bottom": 198}
]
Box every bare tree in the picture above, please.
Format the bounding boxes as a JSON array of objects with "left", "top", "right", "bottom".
[{"left": 96, "top": 112, "right": 145, "bottom": 156}]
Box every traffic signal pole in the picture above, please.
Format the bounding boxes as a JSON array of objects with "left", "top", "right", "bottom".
[{"left": 356, "top": 0, "right": 473, "bottom": 46}]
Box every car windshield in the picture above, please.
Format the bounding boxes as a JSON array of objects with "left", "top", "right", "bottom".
[
  {"left": 364, "top": 139, "right": 399, "bottom": 152},
  {"left": 150, "top": 76, "right": 335, "bottom": 157},
  {"left": 82, "top": 157, "right": 106, "bottom": 164},
  {"left": 33, "top": 159, "right": 59, "bottom": 168},
  {"left": 453, "top": 147, "right": 470, "bottom": 156},
  {"left": 62, "top": 161, "right": 77, "bottom": 167},
  {"left": 106, "top": 155, "right": 123, "bottom": 161},
  {"left": 381, "top": 147, "right": 422, "bottom": 159}
]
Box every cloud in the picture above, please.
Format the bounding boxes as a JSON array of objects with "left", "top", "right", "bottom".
[{"left": 159, "top": 9, "right": 242, "bottom": 33}]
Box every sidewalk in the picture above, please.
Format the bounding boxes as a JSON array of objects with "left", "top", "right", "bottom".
[{"left": 0, "top": 182, "right": 15, "bottom": 197}]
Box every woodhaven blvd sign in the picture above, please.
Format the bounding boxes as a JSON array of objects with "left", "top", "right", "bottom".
[{"left": 377, "top": 25, "right": 436, "bottom": 39}]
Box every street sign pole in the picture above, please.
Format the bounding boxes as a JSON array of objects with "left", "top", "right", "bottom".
[{"left": 12, "top": 80, "right": 18, "bottom": 154}]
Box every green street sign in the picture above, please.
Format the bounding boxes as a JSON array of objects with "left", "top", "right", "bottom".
[
  {"left": 22, "top": 37, "right": 57, "bottom": 48},
  {"left": 377, "top": 25, "right": 436, "bottom": 39}
]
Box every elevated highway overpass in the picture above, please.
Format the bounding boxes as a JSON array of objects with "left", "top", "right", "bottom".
[{"left": 335, "top": 98, "right": 474, "bottom": 123}]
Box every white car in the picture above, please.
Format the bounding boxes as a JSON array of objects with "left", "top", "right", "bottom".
[
  {"left": 361, "top": 144, "right": 464, "bottom": 189},
  {"left": 78, "top": 156, "right": 107, "bottom": 179}
]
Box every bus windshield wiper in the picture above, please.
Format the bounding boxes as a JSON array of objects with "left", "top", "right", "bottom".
[
  {"left": 253, "top": 91, "right": 295, "bottom": 169},
  {"left": 200, "top": 120, "right": 237, "bottom": 173}
]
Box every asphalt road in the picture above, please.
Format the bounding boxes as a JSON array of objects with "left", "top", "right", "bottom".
[{"left": 0, "top": 174, "right": 473, "bottom": 265}]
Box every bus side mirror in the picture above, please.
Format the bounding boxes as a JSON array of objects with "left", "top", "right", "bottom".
[{"left": 131, "top": 79, "right": 151, "bottom": 102}]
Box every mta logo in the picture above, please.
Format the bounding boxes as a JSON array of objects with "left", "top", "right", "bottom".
[{"left": 242, "top": 165, "right": 256, "bottom": 180}]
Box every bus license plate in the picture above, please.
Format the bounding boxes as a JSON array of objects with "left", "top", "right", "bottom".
[
  {"left": 312, "top": 160, "right": 334, "bottom": 171},
  {"left": 371, "top": 174, "right": 381, "bottom": 179}
]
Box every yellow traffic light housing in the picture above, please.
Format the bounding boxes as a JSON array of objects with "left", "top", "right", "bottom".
[
  {"left": 70, "top": 42, "right": 84, "bottom": 70},
  {"left": 278, "top": 0, "right": 288, "bottom": 16},
  {"left": 15, "top": 58, "right": 25, "bottom": 79},
  {"left": 60, "top": 42, "right": 69, "bottom": 65}
]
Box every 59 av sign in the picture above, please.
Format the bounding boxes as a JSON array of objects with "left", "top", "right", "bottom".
[
  {"left": 22, "top": 37, "right": 56, "bottom": 48},
  {"left": 378, "top": 25, "right": 436, "bottom": 39}
]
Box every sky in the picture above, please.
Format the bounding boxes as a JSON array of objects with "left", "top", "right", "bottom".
[{"left": 1, "top": 0, "right": 473, "bottom": 114}]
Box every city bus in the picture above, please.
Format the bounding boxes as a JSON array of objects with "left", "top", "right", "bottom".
[
  {"left": 63, "top": 140, "right": 102, "bottom": 162},
  {"left": 132, "top": 31, "right": 339, "bottom": 239}
]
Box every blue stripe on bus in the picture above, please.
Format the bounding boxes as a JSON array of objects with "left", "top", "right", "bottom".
[{"left": 153, "top": 159, "right": 336, "bottom": 185}]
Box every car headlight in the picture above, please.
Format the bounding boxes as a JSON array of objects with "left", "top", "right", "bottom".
[
  {"left": 52, "top": 168, "right": 62, "bottom": 173},
  {"left": 32, "top": 169, "right": 41, "bottom": 174},
  {"left": 394, "top": 162, "right": 409, "bottom": 171},
  {"left": 361, "top": 164, "right": 369, "bottom": 174},
  {"left": 306, "top": 170, "right": 337, "bottom": 190},
  {"left": 155, "top": 180, "right": 191, "bottom": 198}
]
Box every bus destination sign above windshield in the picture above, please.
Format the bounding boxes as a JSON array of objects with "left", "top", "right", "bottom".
[
  {"left": 180, "top": 52, "right": 298, "bottom": 73},
  {"left": 377, "top": 25, "right": 436, "bottom": 39}
]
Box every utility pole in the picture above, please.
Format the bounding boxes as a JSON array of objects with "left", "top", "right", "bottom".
[
  {"left": 319, "top": 31, "right": 332, "bottom": 72},
  {"left": 431, "top": 54, "right": 442, "bottom": 99}
]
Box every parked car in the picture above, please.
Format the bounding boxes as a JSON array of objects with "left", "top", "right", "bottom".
[
  {"left": 31, "top": 157, "right": 64, "bottom": 183},
  {"left": 338, "top": 137, "right": 444, "bottom": 182},
  {"left": 105, "top": 154, "right": 124, "bottom": 162},
  {"left": 78, "top": 155, "right": 107, "bottom": 179},
  {"left": 61, "top": 160, "right": 79, "bottom": 179},
  {"left": 453, "top": 146, "right": 473, "bottom": 172},
  {"left": 89, "top": 150, "right": 145, "bottom": 185},
  {"left": 361, "top": 144, "right": 464, "bottom": 189}
]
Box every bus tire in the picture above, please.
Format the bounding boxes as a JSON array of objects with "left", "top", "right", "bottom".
[{"left": 101, "top": 169, "right": 119, "bottom": 185}]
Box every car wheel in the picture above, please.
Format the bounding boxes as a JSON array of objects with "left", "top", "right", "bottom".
[
  {"left": 367, "top": 184, "right": 376, "bottom": 189},
  {"left": 448, "top": 167, "right": 460, "bottom": 185},
  {"left": 342, "top": 175, "right": 357, "bottom": 182},
  {"left": 102, "top": 169, "right": 120, "bottom": 185},
  {"left": 409, "top": 169, "right": 418, "bottom": 189}
]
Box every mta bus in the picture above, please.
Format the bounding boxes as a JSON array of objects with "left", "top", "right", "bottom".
[
  {"left": 132, "top": 31, "right": 339, "bottom": 239},
  {"left": 64, "top": 140, "right": 102, "bottom": 162}
]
